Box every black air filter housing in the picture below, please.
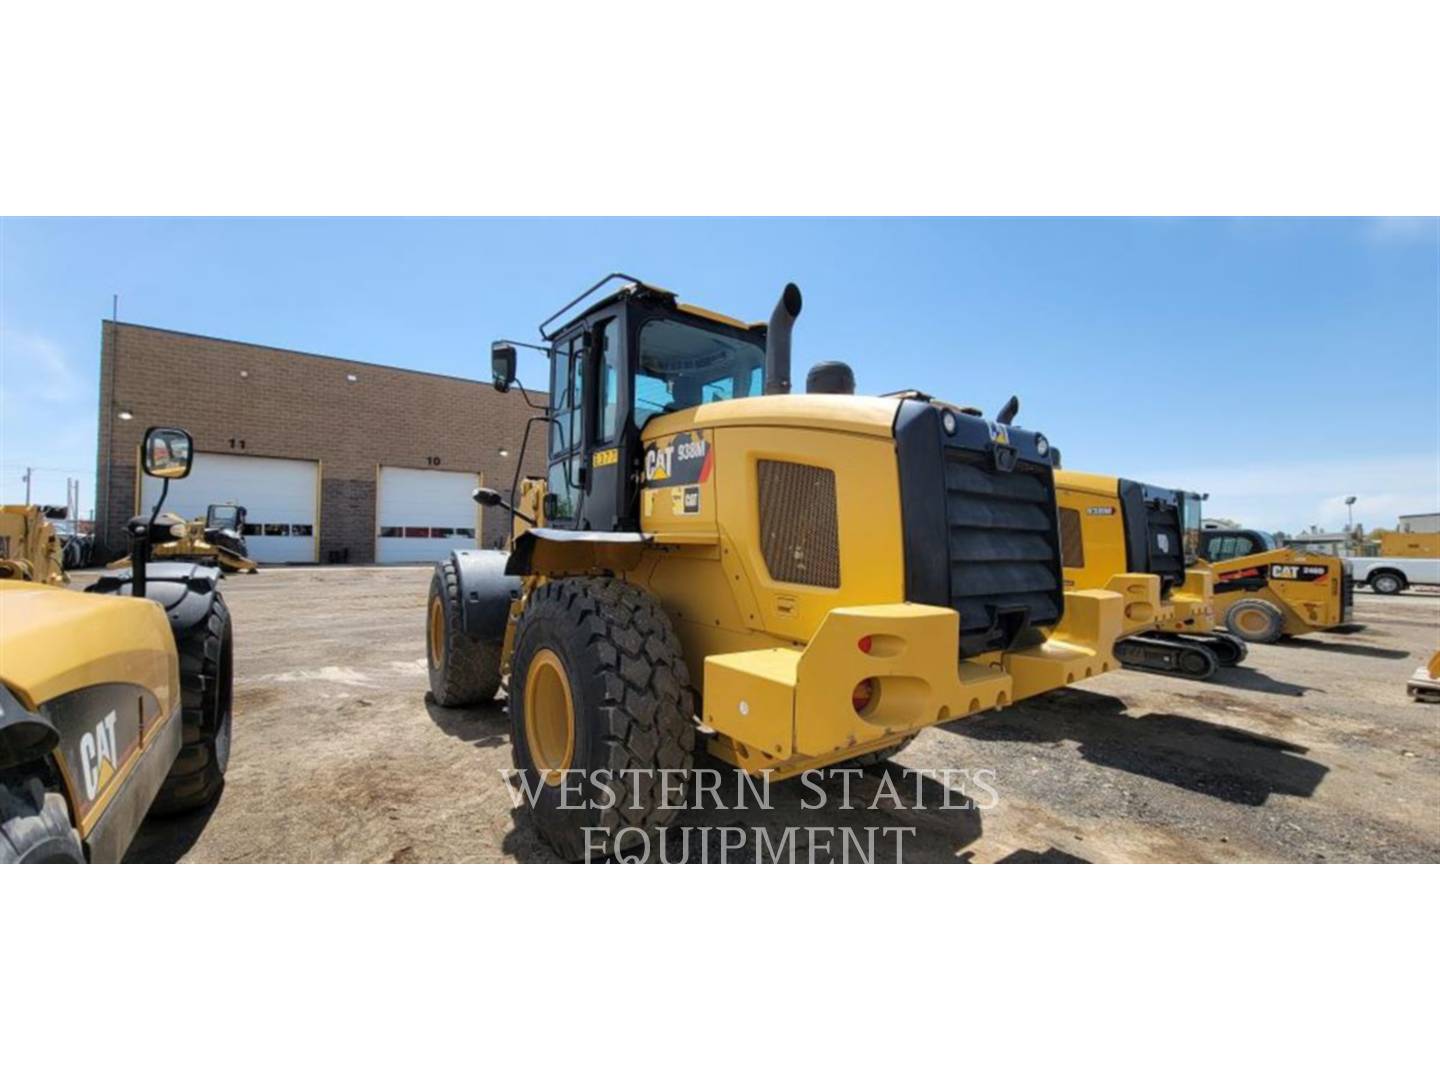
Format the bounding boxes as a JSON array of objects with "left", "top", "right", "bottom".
[{"left": 805, "top": 361, "right": 855, "bottom": 394}]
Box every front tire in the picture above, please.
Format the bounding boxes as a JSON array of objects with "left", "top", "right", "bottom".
[
  {"left": 1224, "top": 598, "right": 1285, "bottom": 644},
  {"left": 428, "top": 561, "right": 502, "bottom": 706},
  {"left": 1370, "top": 571, "right": 1405, "bottom": 595},
  {"left": 152, "top": 593, "right": 234, "bottom": 814},
  {"left": 0, "top": 778, "right": 83, "bottom": 863},
  {"left": 510, "top": 577, "right": 695, "bottom": 861}
]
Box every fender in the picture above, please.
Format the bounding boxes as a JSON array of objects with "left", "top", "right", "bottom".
[
  {"left": 503, "top": 528, "right": 652, "bottom": 577},
  {"left": 85, "top": 560, "right": 224, "bottom": 636},
  {"left": 448, "top": 549, "right": 522, "bottom": 644}
]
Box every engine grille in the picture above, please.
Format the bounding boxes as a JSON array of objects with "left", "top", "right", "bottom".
[
  {"left": 943, "top": 449, "right": 1063, "bottom": 656},
  {"left": 757, "top": 460, "right": 840, "bottom": 588},
  {"left": 1058, "top": 506, "right": 1085, "bottom": 569}
]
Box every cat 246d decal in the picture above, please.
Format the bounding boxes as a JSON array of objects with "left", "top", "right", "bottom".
[
  {"left": 643, "top": 429, "right": 713, "bottom": 489},
  {"left": 1216, "top": 563, "right": 1330, "bottom": 593}
]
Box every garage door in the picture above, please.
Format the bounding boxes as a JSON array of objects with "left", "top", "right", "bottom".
[
  {"left": 376, "top": 466, "right": 481, "bottom": 564},
  {"left": 140, "top": 452, "right": 318, "bottom": 563}
]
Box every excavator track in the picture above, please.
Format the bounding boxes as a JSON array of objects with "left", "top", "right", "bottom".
[
  {"left": 1172, "top": 631, "right": 1248, "bottom": 667},
  {"left": 1115, "top": 634, "right": 1220, "bottom": 681}
]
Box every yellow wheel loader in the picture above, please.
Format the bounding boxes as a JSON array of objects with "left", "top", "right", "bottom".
[
  {"left": 1055, "top": 471, "right": 1241, "bottom": 680},
  {"left": 0, "top": 428, "right": 234, "bottom": 862},
  {"left": 0, "top": 504, "right": 68, "bottom": 586},
  {"left": 426, "top": 275, "right": 1134, "bottom": 860},
  {"left": 107, "top": 502, "right": 258, "bottom": 575},
  {"left": 1200, "top": 528, "right": 1354, "bottom": 643}
]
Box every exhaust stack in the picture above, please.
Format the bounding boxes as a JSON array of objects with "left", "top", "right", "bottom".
[{"left": 764, "top": 283, "right": 803, "bottom": 395}]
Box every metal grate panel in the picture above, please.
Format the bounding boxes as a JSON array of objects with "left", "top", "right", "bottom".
[
  {"left": 1059, "top": 506, "right": 1085, "bottom": 568},
  {"left": 943, "top": 450, "right": 1063, "bottom": 656},
  {"left": 757, "top": 460, "right": 840, "bottom": 588}
]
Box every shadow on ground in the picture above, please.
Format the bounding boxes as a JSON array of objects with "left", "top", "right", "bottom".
[
  {"left": 1208, "top": 664, "right": 1315, "bottom": 698},
  {"left": 424, "top": 692, "right": 508, "bottom": 748},
  {"left": 125, "top": 794, "right": 222, "bottom": 863},
  {"left": 1282, "top": 638, "right": 1411, "bottom": 660},
  {"left": 948, "top": 687, "right": 1328, "bottom": 806}
]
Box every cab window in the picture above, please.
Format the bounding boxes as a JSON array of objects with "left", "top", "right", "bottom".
[
  {"left": 635, "top": 318, "right": 765, "bottom": 428},
  {"left": 595, "top": 319, "right": 618, "bottom": 444}
]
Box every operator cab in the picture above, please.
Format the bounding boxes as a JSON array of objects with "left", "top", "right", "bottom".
[
  {"left": 491, "top": 276, "right": 776, "bottom": 533},
  {"left": 205, "top": 504, "right": 246, "bottom": 533},
  {"left": 1200, "top": 527, "right": 1277, "bottom": 562}
]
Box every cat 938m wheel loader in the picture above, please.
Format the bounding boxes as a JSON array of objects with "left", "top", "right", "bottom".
[
  {"left": 1055, "top": 471, "right": 1243, "bottom": 680},
  {"left": 0, "top": 427, "right": 234, "bottom": 862},
  {"left": 427, "top": 276, "right": 1135, "bottom": 860}
]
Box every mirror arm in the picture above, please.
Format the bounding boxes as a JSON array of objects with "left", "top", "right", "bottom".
[{"left": 509, "top": 414, "right": 560, "bottom": 516}]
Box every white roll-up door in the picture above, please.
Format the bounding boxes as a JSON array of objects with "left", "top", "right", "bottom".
[
  {"left": 139, "top": 452, "right": 319, "bottom": 563},
  {"left": 376, "top": 466, "right": 481, "bottom": 563}
]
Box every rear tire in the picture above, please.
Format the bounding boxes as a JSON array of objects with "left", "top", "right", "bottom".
[
  {"left": 510, "top": 577, "right": 695, "bottom": 861},
  {"left": 1370, "top": 571, "right": 1405, "bottom": 595},
  {"left": 1224, "top": 598, "right": 1285, "bottom": 644},
  {"left": 0, "top": 778, "right": 83, "bottom": 863},
  {"left": 152, "top": 593, "right": 234, "bottom": 815},
  {"left": 427, "top": 561, "right": 502, "bottom": 706}
]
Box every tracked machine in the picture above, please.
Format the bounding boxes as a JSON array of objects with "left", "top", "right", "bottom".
[
  {"left": 1056, "top": 472, "right": 1244, "bottom": 679},
  {"left": 426, "top": 275, "right": 1136, "bottom": 859}
]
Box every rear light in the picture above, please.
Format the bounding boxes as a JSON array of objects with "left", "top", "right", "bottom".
[
  {"left": 857, "top": 635, "right": 873, "bottom": 654},
  {"left": 852, "top": 678, "right": 877, "bottom": 714}
]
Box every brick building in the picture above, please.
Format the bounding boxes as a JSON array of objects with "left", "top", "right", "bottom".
[{"left": 95, "top": 321, "right": 547, "bottom": 563}]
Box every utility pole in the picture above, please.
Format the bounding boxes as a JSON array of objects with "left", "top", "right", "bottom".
[{"left": 23, "top": 466, "right": 32, "bottom": 504}]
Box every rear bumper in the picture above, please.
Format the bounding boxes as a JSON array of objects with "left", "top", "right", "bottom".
[{"left": 702, "top": 588, "right": 1125, "bottom": 777}]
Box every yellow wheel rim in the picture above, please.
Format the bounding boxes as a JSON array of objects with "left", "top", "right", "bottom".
[
  {"left": 1235, "top": 608, "right": 1268, "bottom": 634},
  {"left": 524, "top": 648, "right": 575, "bottom": 786},
  {"left": 428, "top": 596, "right": 445, "bottom": 670}
]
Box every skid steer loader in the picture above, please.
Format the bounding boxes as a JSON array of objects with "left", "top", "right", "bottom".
[
  {"left": 426, "top": 275, "right": 1136, "bottom": 860},
  {"left": 1199, "top": 527, "right": 1355, "bottom": 643},
  {"left": 1055, "top": 471, "right": 1244, "bottom": 680},
  {"left": 0, "top": 428, "right": 234, "bottom": 862}
]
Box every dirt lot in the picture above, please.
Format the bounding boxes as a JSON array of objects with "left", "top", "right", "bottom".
[{"left": 84, "top": 566, "right": 1439, "bottom": 863}]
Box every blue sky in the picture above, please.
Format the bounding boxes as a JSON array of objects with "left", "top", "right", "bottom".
[{"left": 2, "top": 217, "right": 1436, "bottom": 532}]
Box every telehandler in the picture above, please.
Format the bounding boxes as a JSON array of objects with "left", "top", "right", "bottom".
[
  {"left": 0, "top": 428, "right": 234, "bottom": 862},
  {"left": 1199, "top": 527, "right": 1354, "bottom": 643},
  {"left": 426, "top": 275, "right": 1135, "bottom": 859},
  {"left": 108, "top": 502, "right": 258, "bottom": 574},
  {"left": 1055, "top": 471, "right": 1241, "bottom": 679}
]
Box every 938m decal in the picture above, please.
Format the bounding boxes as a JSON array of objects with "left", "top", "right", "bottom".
[{"left": 643, "top": 429, "right": 713, "bottom": 488}]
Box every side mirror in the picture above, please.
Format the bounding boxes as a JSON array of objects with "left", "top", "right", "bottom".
[
  {"left": 491, "top": 343, "right": 517, "bottom": 392},
  {"left": 142, "top": 426, "right": 194, "bottom": 479},
  {"left": 542, "top": 493, "right": 560, "bottom": 521}
]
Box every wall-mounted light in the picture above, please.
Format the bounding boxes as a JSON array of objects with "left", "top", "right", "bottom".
[
  {"left": 498, "top": 449, "right": 510, "bottom": 458},
  {"left": 118, "top": 409, "right": 134, "bottom": 421},
  {"left": 346, "top": 374, "right": 358, "bottom": 383},
  {"left": 240, "top": 369, "right": 249, "bottom": 378}
]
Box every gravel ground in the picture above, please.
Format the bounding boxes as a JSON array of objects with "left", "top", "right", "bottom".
[{"left": 86, "top": 566, "right": 1439, "bottom": 864}]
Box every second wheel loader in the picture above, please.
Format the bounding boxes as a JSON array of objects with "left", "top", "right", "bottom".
[{"left": 426, "top": 275, "right": 1139, "bottom": 860}]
